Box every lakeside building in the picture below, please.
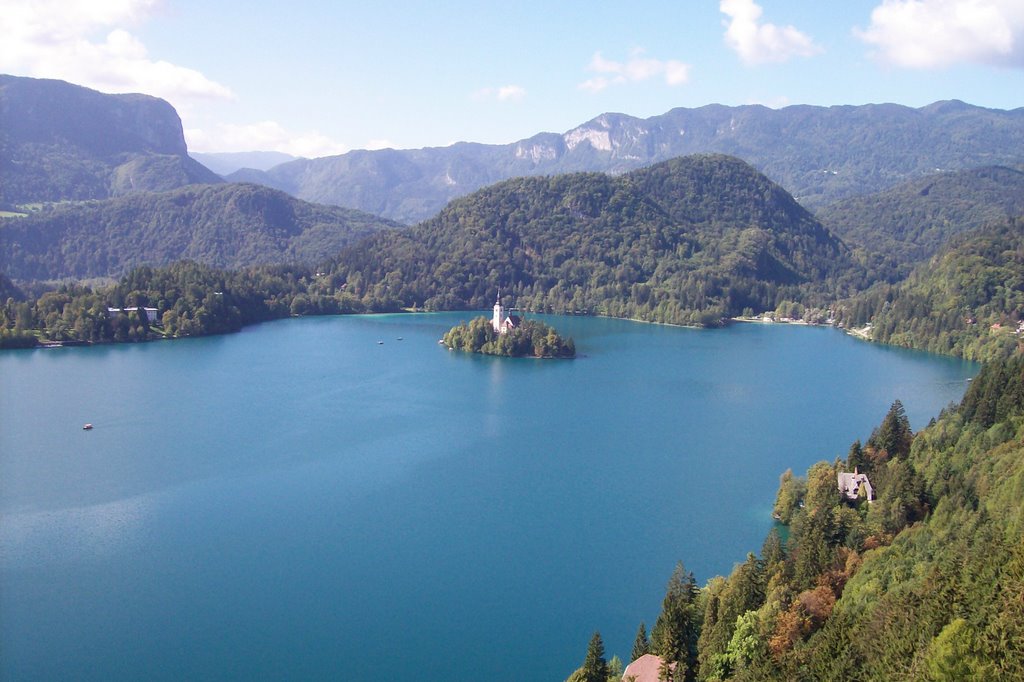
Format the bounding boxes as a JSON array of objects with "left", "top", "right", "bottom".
[{"left": 107, "top": 306, "right": 159, "bottom": 323}]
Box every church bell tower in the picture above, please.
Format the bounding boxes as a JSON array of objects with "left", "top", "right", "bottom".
[{"left": 492, "top": 290, "right": 504, "bottom": 333}]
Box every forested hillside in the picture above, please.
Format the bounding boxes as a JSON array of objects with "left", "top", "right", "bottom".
[
  {"left": 0, "top": 260, "right": 365, "bottom": 347},
  {"left": 326, "top": 155, "right": 861, "bottom": 326},
  {"left": 0, "top": 183, "right": 399, "bottom": 281},
  {"left": 0, "top": 75, "right": 220, "bottom": 205},
  {"left": 817, "top": 166, "right": 1024, "bottom": 280},
  {"left": 234, "top": 100, "right": 1024, "bottom": 223},
  {"left": 836, "top": 219, "right": 1024, "bottom": 362},
  {"left": 578, "top": 356, "right": 1024, "bottom": 681}
]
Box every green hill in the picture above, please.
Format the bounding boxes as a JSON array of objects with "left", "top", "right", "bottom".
[
  {"left": 0, "top": 183, "right": 400, "bottom": 281},
  {"left": 836, "top": 219, "right": 1024, "bottom": 362},
  {"left": 326, "top": 154, "right": 861, "bottom": 326},
  {"left": 817, "top": 165, "right": 1024, "bottom": 279},
  {"left": 0, "top": 74, "right": 221, "bottom": 205}
]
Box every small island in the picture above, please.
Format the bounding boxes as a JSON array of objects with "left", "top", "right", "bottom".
[{"left": 442, "top": 294, "right": 575, "bottom": 358}]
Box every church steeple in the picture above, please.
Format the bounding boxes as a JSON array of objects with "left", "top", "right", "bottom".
[{"left": 492, "top": 289, "right": 504, "bottom": 333}]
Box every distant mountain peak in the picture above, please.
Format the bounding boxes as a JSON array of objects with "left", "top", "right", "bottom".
[{"left": 233, "top": 99, "right": 1024, "bottom": 224}]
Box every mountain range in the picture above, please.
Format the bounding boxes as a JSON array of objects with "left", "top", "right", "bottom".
[
  {"left": 2, "top": 73, "right": 1023, "bottom": 356},
  {"left": 229, "top": 100, "right": 1024, "bottom": 223},
  {"left": 190, "top": 151, "right": 299, "bottom": 175}
]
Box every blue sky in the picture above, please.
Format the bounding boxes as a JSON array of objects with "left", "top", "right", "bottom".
[{"left": 2, "top": 0, "right": 1022, "bottom": 156}]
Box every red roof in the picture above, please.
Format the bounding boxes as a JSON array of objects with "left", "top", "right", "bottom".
[{"left": 622, "top": 654, "right": 673, "bottom": 682}]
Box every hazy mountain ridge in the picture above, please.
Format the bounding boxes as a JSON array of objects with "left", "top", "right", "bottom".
[
  {"left": 190, "top": 151, "right": 299, "bottom": 175},
  {"left": 235, "top": 101, "right": 1024, "bottom": 223},
  {"left": 0, "top": 183, "right": 400, "bottom": 281},
  {"left": 818, "top": 165, "right": 1024, "bottom": 277},
  {"left": 0, "top": 74, "right": 220, "bottom": 205}
]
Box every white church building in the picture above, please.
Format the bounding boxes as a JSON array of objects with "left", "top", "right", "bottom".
[{"left": 491, "top": 292, "right": 522, "bottom": 334}]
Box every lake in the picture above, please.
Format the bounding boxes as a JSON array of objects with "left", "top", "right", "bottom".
[{"left": 0, "top": 314, "right": 976, "bottom": 681}]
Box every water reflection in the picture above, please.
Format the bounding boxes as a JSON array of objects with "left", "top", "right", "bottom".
[{"left": 0, "top": 494, "right": 151, "bottom": 569}]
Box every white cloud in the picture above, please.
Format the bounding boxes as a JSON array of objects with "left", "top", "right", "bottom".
[
  {"left": 720, "top": 0, "right": 822, "bottom": 65},
  {"left": 856, "top": 0, "right": 1024, "bottom": 69},
  {"left": 185, "top": 121, "right": 349, "bottom": 158},
  {"left": 0, "top": 0, "right": 232, "bottom": 103},
  {"left": 578, "top": 49, "right": 691, "bottom": 92},
  {"left": 472, "top": 84, "right": 527, "bottom": 101}
]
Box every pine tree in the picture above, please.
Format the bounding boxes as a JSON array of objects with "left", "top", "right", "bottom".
[
  {"left": 869, "top": 399, "right": 913, "bottom": 459},
  {"left": 632, "top": 622, "right": 651, "bottom": 662},
  {"left": 581, "top": 631, "right": 609, "bottom": 682},
  {"left": 760, "top": 527, "right": 785, "bottom": 567},
  {"left": 846, "top": 439, "right": 866, "bottom": 472},
  {"left": 651, "top": 562, "right": 701, "bottom": 682}
]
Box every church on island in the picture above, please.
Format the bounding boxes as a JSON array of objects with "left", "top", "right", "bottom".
[{"left": 492, "top": 292, "right": 521, "bottom": 334}]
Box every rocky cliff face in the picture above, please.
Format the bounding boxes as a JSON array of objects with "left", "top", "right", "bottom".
[
  {"left": 1, "top": 75, "right": 187, "bottom": 156},
  {"left": 0, "top": 74, "right": 219, "bottom": 204}
]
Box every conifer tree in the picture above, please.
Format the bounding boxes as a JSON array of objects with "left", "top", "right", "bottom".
[
  {"left": 760, "top": 527, "right": 785, "bottom": 567},
  {"left": 632, "top": 622, "right": 650, "bottom": 662},
  {"left": 581, "top": 631, "right": 609, "bottom": 682},
  {"left": 846, "top": 439, "right": 866, "bottom": 472},
  {"left": 651, "top": 562, "right": 701, "bottom": 682},
  {"left": 869, "top": 399, "right": 913, "bottom": 459}
]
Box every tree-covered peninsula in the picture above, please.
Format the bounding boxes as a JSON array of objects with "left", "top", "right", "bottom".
[{"left": 442, "top": 316, "right": 575, "bottom": 358}]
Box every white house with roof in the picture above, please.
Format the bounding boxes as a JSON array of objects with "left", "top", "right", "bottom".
[{"left": 838, "top": 469, "right": 874, "bottom": 502}]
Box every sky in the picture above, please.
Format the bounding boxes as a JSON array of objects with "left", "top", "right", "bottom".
[{"left": 2, "top": 0, "right": 1023, "bottom": 158}]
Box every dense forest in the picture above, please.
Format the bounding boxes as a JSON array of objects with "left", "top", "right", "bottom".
[
  {"left": 570, "top": 355, "right": 1024, "bottom": 681},
  {"left": 834, "top": 219, "right": 1024, "bottom": 362},
  {"left": 817, "top": 165, "right": 1024, "bottom": 281},
  {"left": 0, "top": 260, "right": 374, "bottom": 348},
  {"left": 0, "top": 183, "right": 399, "bottom": 280},
  {"left": 442, "top": 316, "right": 575, "bottom": 358},
  {"left": 326, "top": 155, "right": 861, "bottom": 327}
]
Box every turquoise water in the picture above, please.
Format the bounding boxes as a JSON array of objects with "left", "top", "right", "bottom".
[{"left": 0, "top": 314, "right": 975, "bottom": 681}]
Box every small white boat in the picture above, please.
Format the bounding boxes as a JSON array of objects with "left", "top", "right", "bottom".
[{"left": 83, "top": 423, "right": 93, "bottom": 430}]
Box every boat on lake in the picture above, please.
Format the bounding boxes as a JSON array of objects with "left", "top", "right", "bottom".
[{"left": 83, "top": 423, "right": 93, "bottom": 430}]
